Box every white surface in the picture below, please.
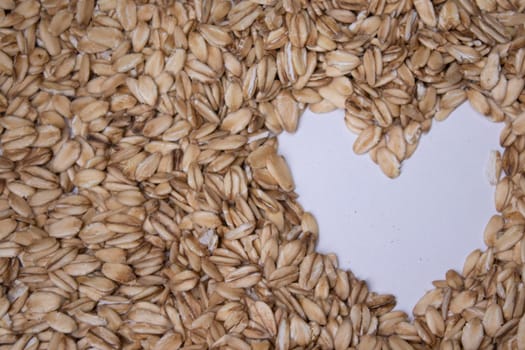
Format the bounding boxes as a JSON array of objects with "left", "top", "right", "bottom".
[{"left": 278, "top": 103, "right": 503, "bottom": 314}]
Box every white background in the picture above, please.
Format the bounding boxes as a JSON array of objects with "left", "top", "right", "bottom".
[{"left": 278, "top": 103, "right": 503, "bottom": 314}]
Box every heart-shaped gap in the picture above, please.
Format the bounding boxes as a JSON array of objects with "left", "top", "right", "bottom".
[{"left": 278, "top": 102, "right": 503, "bottom": 313}]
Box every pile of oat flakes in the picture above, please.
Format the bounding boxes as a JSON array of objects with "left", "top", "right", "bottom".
[{"left": 0, "top": 0, "right": 525, "bottom": 348}]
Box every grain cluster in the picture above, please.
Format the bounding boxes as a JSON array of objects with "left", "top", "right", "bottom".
[{"left": 0, "top": 0, "right": 525, "bottom": 349}]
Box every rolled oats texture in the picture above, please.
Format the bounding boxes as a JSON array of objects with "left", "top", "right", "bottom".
[{"left": 0, "top": 0, "right": 524, "bottom": 349}]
